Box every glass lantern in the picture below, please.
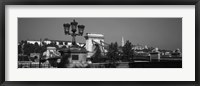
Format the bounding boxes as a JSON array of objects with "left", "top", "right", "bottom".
[
  {"left": 63, "top": 23, "right": 70, "bottom": 35},
  {"left": 78, "top": 25, "right": 85, "bottom": 36},
  {"left": 70, "top": 20, "right": 78, "bottom": 32}
]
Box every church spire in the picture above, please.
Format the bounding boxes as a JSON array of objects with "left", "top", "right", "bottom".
[{"left": 122, "top": 36, "right": 124, "bottom": 47}]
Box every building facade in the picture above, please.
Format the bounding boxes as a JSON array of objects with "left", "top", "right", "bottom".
[{"left": 26, "top": 40, "right": 85, "bottom": 48}]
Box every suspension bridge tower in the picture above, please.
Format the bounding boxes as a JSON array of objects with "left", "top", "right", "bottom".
[{"left": 84, "top": 33, "right": 105, "bottom": 58}]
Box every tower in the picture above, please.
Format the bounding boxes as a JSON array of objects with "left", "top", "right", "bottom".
[
  {"left": 122, "top": 36, "right": 124, "bottom": 47},
  {"left": 84, "top": 33, "right": 104, "bottom": 58}
]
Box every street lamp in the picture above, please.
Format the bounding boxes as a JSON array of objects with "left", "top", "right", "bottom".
[{"left": 63, "top": 20, "right": 85, "bottom": 46}]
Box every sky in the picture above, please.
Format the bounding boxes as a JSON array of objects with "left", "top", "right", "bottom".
[{"left": 18, "top": 18, "right": 182, "bottom": 50}]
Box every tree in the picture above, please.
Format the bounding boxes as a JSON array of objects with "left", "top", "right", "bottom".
[
  {"left": 18, "top": 40, "right": 47, "bottom": 56},
  {"left": 47, "top": 42, "right": 59, "bottom": 49},
  {"left": 105, "top": 42, "right": 120, "bottom": 68},
  {"left": 23, "top": 43, "right": 34, "bottom": 55},
  {"left": 44, "top": 38, "right": 49, "bottom": 41},
  {"left": 61, "top": 45, "right": 67, "bottom": 49},
  {"left": 18, "top": 44, "right": 22, "bottom": 54},
  {"left": 40, "top": 42, "right": 47, "bottom": 53},
  {"left": 34, "top": 42, "right": 40, "bottom": 53},
  {"left": 91, "top": 44, "right": 103, "bottom": 63},
  {"left": 106, "top": 42, "right": 119, "bottom": 63},
  {"left": 122, "top": 40, "right": 134, "bottom": 62}
]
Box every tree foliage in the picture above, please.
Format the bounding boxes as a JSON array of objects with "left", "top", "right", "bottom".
[
  {"left": 91, "top": 44, "right": 106, "bottom": 63},
  {"left": 106, "top": 42, "right": 120, "bottom": 62},
  {"left": 61, "top": 45, "right": 67, "bottom": 49},
  {"left": 18, "top": 40, "right": 58, "bottom": 55},
  {"left": 122, "top": 40, "right": 134, "bottom": 62}
]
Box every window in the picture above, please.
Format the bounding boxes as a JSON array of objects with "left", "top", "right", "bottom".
[{"left": 72, "top": 55, "right": 79, "bottom": 60}]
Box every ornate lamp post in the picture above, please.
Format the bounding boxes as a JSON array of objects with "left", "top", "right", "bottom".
[
  {"left": 60, "top": 20, "right": 87, "bottom": 68},
  {"left": 63, "top": 20, "right": 85, "bottom": 46}
]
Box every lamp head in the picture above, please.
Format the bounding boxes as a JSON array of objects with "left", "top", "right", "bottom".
[
  {"left": 63, "top": 23, "right": 70, "bottom": 35},
  {"left": 71, "top": 20, "right": 78, "bottom": 32},
  {"left": 78, "top": 25, "right": 85, "bottom": 36}
]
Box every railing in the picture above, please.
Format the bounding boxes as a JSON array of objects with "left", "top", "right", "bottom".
[
  {"left": 18, "top": 58, "right": 182, "bottom": 68},
  {"left": 18, "top": 61, "right": 51, "bottom": 68},
  {"left": 88, "top": 62, "right": 129, "bottom": 68}
]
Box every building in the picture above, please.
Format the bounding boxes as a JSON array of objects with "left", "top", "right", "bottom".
[
  {"left": 26, "top": 39, "right": 85, "bottom": 48},
  {"left": 43, "top": 47, "right": 61, "bottom": 59},
  {"left": 30, "top": 53, "right": 40, "bottom": 62},
  {"left": 84, "top": 33, "right": 105, "bottom": 58},
  {"left": 122, "top": 36, "right": 124, "bottom": 47},
  {"left": 171, "top": 48, "right": 182, "bottom": 57},
  {"left": 58, "top": 43, "right": 88, "bottom": 68},
  {"left": 150, "top": 48, "right": 160, "bottom": 62},
  {"left": 132, "top": 44, "right": 148, "bottom": 50}
]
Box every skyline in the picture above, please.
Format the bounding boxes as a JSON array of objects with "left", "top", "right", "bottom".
[{"left": 18, "top": 18, "right": 182, "bottom": 50}]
